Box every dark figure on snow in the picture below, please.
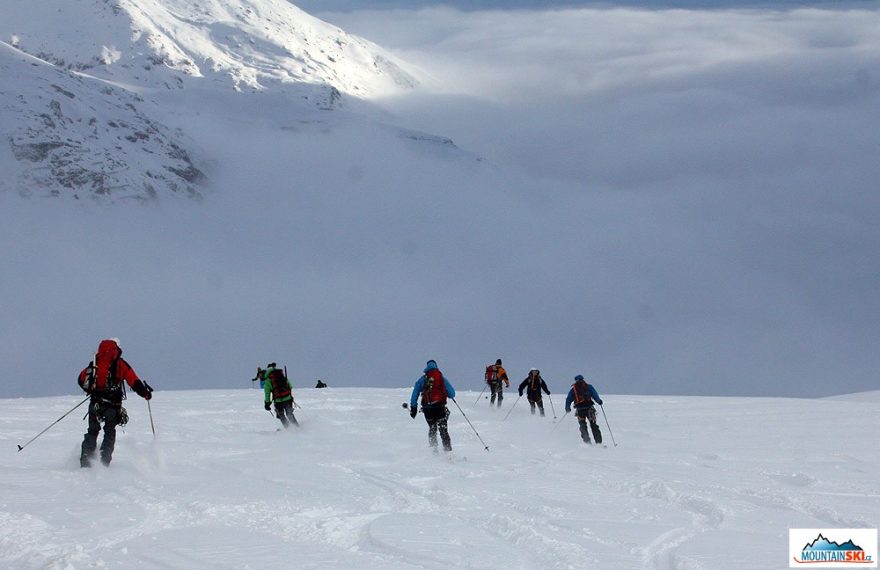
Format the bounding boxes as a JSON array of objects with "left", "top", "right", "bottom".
[
  {"left": 485, "top": 358, "right": 509, "bottom": 407},
  {"left": 264, "top": 366, "right": 298, "bottom": 428},
  {"left": 410, "top": 360, "right": 456, "bottom": 452},
  {"left": 565, "top": 375, "right": 603, "bottom": 444},
  {"left": 518, "top": 368, "right": 551, "bottom": 416},
  {"left": 315, "top": 379, "right": 328, "bottom": 388},
  {"left": 77, "top": 338, "right": 153, "bottom": 467}
]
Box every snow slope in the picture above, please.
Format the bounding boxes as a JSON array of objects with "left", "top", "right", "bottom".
[
  {"left": 1, "top": 388, "right": 877, "bottom": 569},
  {"left": 0, "top": 41, "right": 204, "bottom": 202}
]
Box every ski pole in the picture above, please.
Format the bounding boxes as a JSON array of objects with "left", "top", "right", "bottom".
[
  {"left": 473, "top": 384, "right": 487, "bottom": 406},
  {"left": 547, "top": 393, "right": 558, "bottom": 419},
  {"left": 147, "top": 400, "right": 156, "bottom": 438},
  {"left": 450, "top": 398, "right": 489, "bottom": 452},
  {"left": 502, "top": 395, "right": 522, "bottom": 421},
  {"left": 142, "top": 382, "right": 156, "bottom": 438},
  {"left": 17, "top": 395, "right": 91, "bottom": 452},
  {"left": 600, "top": 404, "right": 618, "bottom": 447},
  {"left": 551, "top": 410, "right": 570, "bottom": 432}
]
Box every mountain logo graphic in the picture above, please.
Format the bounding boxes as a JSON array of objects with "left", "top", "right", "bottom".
[
  {"left": 790, "top": 529, "right": 878, "bottom": 567},
  {"left": 803, "top": 534, "right": 864, "bottom": 552}
]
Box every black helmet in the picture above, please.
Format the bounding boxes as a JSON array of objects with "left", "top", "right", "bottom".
[{"left": 496, "top": 359, "right": 502, "bottom": 365}]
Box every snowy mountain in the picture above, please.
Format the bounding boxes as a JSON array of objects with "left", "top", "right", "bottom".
[
  {"left": 0, "top": 42, "right": 204, "bottom": 202},
  {"left": 2, "top": 388, "right": 878, "bottom": 569},
  {"left": 1, "top": 0, "right": 417, "bottom": 96},
  {"left": 0, "top": 0, "right": 420, "bottom": 202}
]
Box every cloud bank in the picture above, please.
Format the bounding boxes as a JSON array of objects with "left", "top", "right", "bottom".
[{"left": 1, "top": 4, "right": 878, "bottom": 398}]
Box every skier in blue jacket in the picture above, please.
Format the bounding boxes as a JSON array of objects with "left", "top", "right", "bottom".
[
  {"left": 565, "top": 375, "right": 603, "bottom": 444},
  {"left": 410, "top": 360, "right": 456, "bottom": 452}
]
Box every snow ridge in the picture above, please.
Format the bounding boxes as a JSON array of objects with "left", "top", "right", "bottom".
[{"left": 2, "top": 0, "right": 418, "bottom": 97}]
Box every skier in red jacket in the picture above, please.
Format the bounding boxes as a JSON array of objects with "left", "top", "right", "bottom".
[{"left": 77, "top": 338, "right": 153, "bottom": 467}]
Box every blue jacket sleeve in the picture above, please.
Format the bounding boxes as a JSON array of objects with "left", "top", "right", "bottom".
[
  {"left": 590, "top": 385, "right": 602, "bottom": 405},
  {"left": 444, "top": 377, "right": 455, "bottom": 399},
  {"left": 410, "top": 377, "right": 425, "bottom": 408},
  {"left": 565, "top": 388, "right": 574, "bottom": 412}
]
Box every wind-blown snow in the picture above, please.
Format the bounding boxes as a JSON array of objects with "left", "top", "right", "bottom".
[{"left": 2, "top": 388, "right": 877, "bottom": 569}]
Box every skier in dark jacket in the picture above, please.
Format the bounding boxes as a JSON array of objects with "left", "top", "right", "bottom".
[
  {"left": 264, "top": 366, "right": 298, "bottom": 428},
  {"left": 518, "top": 368, "right": 551, "bottom": 416},
  {"left": 77, "top": 338, "right": 153, "bottom": 467},
  {"left": 486, "top": 358, "right": 510, "bottom": 407},
  {"left": 410, "top": 360, "right": 456, "bottom": 452},
  {"left": 564, "top": 375, "right": 603, "bottom": 444}
]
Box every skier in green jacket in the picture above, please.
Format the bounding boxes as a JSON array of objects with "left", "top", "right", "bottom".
[{"left": 263, "top": 366, "right": 298, "bottom": 428}]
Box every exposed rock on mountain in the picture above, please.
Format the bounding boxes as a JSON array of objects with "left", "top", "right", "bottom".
[{"left": 1, "top": 43, "right": 204, "bottom": 202}]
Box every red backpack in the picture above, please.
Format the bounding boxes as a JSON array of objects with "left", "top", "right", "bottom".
[
  {"left": 571, "top": 380, "right": 593, "bottom": 406},
  {"left": 422, "top": 368, "right": 448, "bottom": 405},
  {"left": 269, "top": 368, "right": 291, "bottom": 400},
  {"left": 89, "top": 339, "right": 122, "bottom": 392},
  {"left": 485, "top": 365, "right": 497, "bottom": 384}
]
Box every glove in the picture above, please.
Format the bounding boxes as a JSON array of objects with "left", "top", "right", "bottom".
[
  {"left": 132, "top": 379, "right": 152, "bottom": 400},
  {"left": 264, "top": 401, "right": 271, "bottom": 411},
  {"left": 518, "top": 391, "right": 523, "bottom": 397},
  {"left": 409, "top": 406, "right": 417, "bottom": 419}
]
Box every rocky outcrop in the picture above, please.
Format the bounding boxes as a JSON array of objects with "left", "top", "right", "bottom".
[{"left": 1, "top": 44, "right": 205, "bottom": 202}]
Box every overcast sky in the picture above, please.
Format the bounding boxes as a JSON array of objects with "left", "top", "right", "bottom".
[
  {"left": 1, "top": 1, "right": 878, "bottom": 399},
  {"left": 296, "top": 0, "right": 873, "bottom": 11}
]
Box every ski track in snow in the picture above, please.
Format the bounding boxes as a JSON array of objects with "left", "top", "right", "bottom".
[{"left": 0, "top": 388, "right": 877, "bottom": 569}]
